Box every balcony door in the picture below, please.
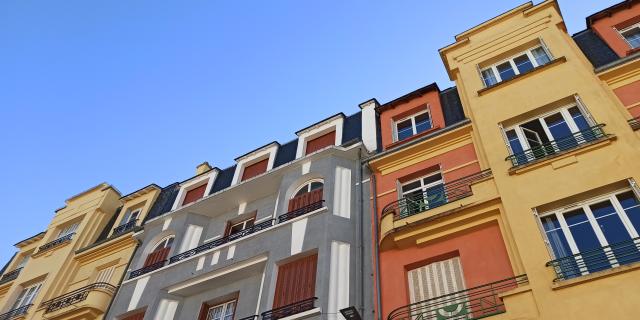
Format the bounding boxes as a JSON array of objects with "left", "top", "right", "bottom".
[
  {"left": 288, "top": 181, "right": 323, "bottom": 212},
  {"left": 143, "top": 236, "right": 174, "bottom": 267},
  {"left": 400, "top": 171, "right": 446, "bottom": 217}
]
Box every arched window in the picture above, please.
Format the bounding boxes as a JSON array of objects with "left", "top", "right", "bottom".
[
  {"left": 288, "top": 180, "right": 324, "bottom": 212},
  {"left": 143, "top": 236, "right": 174, "bottom": 268}
]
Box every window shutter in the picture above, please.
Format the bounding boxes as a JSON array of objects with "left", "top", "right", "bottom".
[
  {"left": 288, "top": 189, "right": 323, "bottom": 212},
  {"left": 273, "top": 254, "right": 317, "bottom": 308},
  {"left": 143, "top": 247, "right": 171, "bottom": 267},
  {"left": 198, "top": 303, "right": 211, "bottom": 320},
  {"left": 183, "top": 184, "right": 208, "bottom": 206},
  {"left": 96, "top": 266, "right": 115, "bottom": 283},
  {"left": 574, "top": 95, "right": 596, "bottom": 126},
  {"left": 305, "top": 131, "right": 336, "bottom": 155},
  {"left": 241, "top": 158, "right": 269, "bottom": 182},
  {"left": 407, "top": 257, "right": 466, "bottom": 303},
  {"left": 122, "top": 312, "right": 145, "bottom": 320}
]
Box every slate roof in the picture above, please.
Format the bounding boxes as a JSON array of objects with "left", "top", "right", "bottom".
[
  {"left": 573, "top": 29, "right": 620, "bottom": 68},
  {"left": 144, "top": 183, "right": 181, "bottom": 222},
  {"left": 440, "top": 86, "right": 466, "bottom": 126}
]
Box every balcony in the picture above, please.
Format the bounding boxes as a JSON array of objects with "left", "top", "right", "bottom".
[
  {"left": 129, "top": 260, "right": 167, "bottom": 279},
  {"left": 505, "top": 124, "right": 609, "bottom": 168},
  {"left": 382, "top": 170, "right": 493, "bottom": 220},
  {"left": 387, "top": 275, "right": 528, "bottom": 320},
  {"left": 238, "top": 317, "right": 258, "bottom": 320},
  {"left": 629, "top": 117, "right": 640, "bottom": 131},
  {"left": 38, "top": 233, "right": 74, "bottom": 253},
  {"left": 41, "top": 282, "right": 117, "bottom": 315},
  {"left": 0, "top": 305, "right": 31, "bottom": 320},
  {"left": 546, "top": 237, "right": 640, "bottom": 282},
  {"left": 0, "top": 268, "right": 22, "bottom": 285},
  {"left": 113, "top": 219, "right": 138, "bottom": 236},
  {"left": 278, "top": 201, "right": 324, "bottom": 223},
  {"left": 261, "top": 297, "right": 318, "bottom": 320}
]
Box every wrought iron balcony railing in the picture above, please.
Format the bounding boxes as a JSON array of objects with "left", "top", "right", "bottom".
[
  {"left": 629, "top": 117, "right": 640, "bottom": 131},
  {"left": 38, "top": 233, "right": 75, "bottom": 253},
  {"left": 278, "top": 200, "right": 324, "bottom": 224},
  {"left": 387, "top": 275, "right": 528, "bottom": 320},
  {"left": 238, "top": 316, "right": 259, "bottom": 320},
  {"left": 382, "top": 170, "right": 492, "bottom": 220},
  {"left": 505, "top": 124, "right": 608, "bottom": 167},
  {"left": 0, "top": 304, "right": 32, "bottom": 320},
  {"left": 129, "top": 260, "right": 167, "bottom": 279},
  {"left": 261, "top": 297, "right": 317, "bottom": 320},
  {"left": 169, "top": 219, "right": 275, "bottom": 264},
  {"left": 0, "top": 268, "right": 22, "bottom": 285},
  {"left": 113, "top": 219, "right": 138, "bottom": 236},
  {"left": 546, "top": 237, "right": 640, "bottom": 281},
  {"left": 41, "top": 282, "right": 117, "bottom": 313}
]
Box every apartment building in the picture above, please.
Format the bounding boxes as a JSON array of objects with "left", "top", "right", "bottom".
[{"left": 105, "top": 111, "right": 377, "bottom": 320}]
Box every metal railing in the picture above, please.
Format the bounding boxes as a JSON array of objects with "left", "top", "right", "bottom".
[
  {"left": 238, "top": 316, "right": 259, "bottom": 320},
  {"left": 629, "top": 117, "right": 640, "bottom": 131},
  {"left": 278, "top": 201, "right": 324, "bottom": 224},
  {"left": 0, "top": 304, "right": 32, "bottom": 320},
  {"left": 169, "top": 219, "right": 275, "bottom": 264},
  {"left": 38, "top": 233, "right": 75, "bottom": 253},
  {"left": 0, "top": 268, "right": 22, "bottom": 285},
  {"left": 41, "top": 282, "right": 117, "bottom": 313},
  {"left": 387, "top": 275, "right": 528, "bottom": 320},
  {"left": 546, "top": 237, "right": 640, "bottom": 281},
  {"left": 129, "top": 260, "right": 167, "bottom": 279},
  {"left": 381, "top": 170, "right": 493, "bottom": 220},
  {"left": 505, "top": 124, "right": 608, "bottom": 167},
  {"left": 261, "top": 297, "right": 317, "bottom": 320},
  {"left": 113, "top": 219, "right": 138, "bottom": 236}
]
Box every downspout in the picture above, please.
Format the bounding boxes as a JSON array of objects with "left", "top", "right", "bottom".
[
  {"left": 357, "top": 149, "right": 365, "bottom": 316},
  {"left": 367, "top": 162, "right": 382, "bottom": 320}
]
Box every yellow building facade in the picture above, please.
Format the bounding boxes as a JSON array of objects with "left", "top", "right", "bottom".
[
  {"left": 0, "top": 183, "right": 162, "bottom": 320},
  {"left": 439, "top": 1, "right": 640, "bottom": 319}
]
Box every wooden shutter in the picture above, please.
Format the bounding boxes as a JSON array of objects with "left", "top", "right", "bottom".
[
  {"left": 143, "top": 247, "right": 171, "bottom": 267},
  {"left": 122, "top": 312, "right": 145, "bottom": 320},
  {"left": 305, "top": 131, "right": 336, "bottom": 155},
  {"left": 198, "top": 303, "right": 211, "bottom": 320},
  {"left": 407, "top": 257, "right": 466, "bottom": 303},
  {"left": 241, "top": 158, "right": 269, "bottom": 181},
  {"left": 288, "top": 189, "right": 323, "bottom": 212},
  {"left": 273, "top": 254, "right": 318, "bottom": 308},
  {"left": 183, "top": 184, "right": 207, "bottom": 206}
]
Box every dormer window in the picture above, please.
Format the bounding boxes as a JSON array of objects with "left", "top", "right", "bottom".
[
  {"left": 241, "top": 158, "right": 269, "bottom": 182},
  {"left": 57, "top": 223, "right": 79, "bottom": 239},
  {"left": 121, "top": 209, "right": 141, "bottom": 225},
  {"left": 394, "top": 110, "right": 432, "bottom": 142},
  {"left": 480, "top": 45, "right": 551, "bottom": 87},
  {"left": 620, "top": 23, "right": 640, "bottom": 49},
  {"left": 295, "top": 114, "right": 344, "bottom": 158},
  {"left": 232, "top": 143, "right": 279, "bottom": 185},
  {"left": 182, "top": 184, "right": 207, "bottom": 206},
  {"left": 172, "top": 169, "right": 218, "bottom": 210},
  {"left": 305, "top": 130, "right": 336, "bottom": 155}
]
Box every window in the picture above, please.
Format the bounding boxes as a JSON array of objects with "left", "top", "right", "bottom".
[
  {"left": 202, "top": 300, "right": 236, "bottom": 320},
  {"left": 121, "top": 209, "right": 141, "bottom": 225},
  {"left": 182, "top": 184, "right": 207, "bottom": 206},
  {"left": 504, "top": 104, "right": 597, "bottom": 166},
  {"left": 225, "top": 217, "right": 256, "bottom": 237},
  {"left": 95, "top": 266, "right": 115, "bottom": 283},
  {"left": 400, "top": 171, "right": 446, "bottom": 217},
  {"left": 273, "top": 254, "right": 317, "bottom": 309},
  {"left": 540, "top": 189, "right": 640, "bottom": 280},
  {"left": 305, "top": 131, "right": 335, "bottom": 155},
  {"left": 241, "top": 158, "right": 269, "bottom": 182},
  {"left": 620, "top": 23, "right": 640, "bottom": 49},
  {"left": 11, "top": 283, "right": 42, "bottom": 310},
  {"left": 480, "top": 45, "right": 552, "bottom": 87},
  {"left": 14, "top": 255, "right": 29, "bottom": 270},
  {"left": 288, "top": 180, "right": 324, "bottom": 212},
  {"left": 57, "top": 223, "right": 79, "bottom": 239},
  {"left": 143, "top": 236, "right": 174, "bottom": 267},
  {"left": 408, "top": 257, "right": 467, "bottom": 316},
  {"left": 394, "top": 111, "right": 432, "bottom": 142}
]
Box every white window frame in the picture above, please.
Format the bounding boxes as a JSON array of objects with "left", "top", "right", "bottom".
[
  {"left": 502, "top": 102, "right": 594, "bottom": 157},
  {"left": 205, "top": 300, "right": 236, "bottom": 320},
  {"left": 538, "top": 187, "right": 640, "bottom": 276},
  {"left": 232, "top": 143, "right": 279, "bottom": 185},
  {"left": 12, "top": 282, "right": 42, "bottom": 310},
  {"left": 152, "top": 236, "right": 175, "bottom": 252},
  {"left": 172, "top": 169, "right": 218, "bottom": 210},
  {"left": 121, "top": 208, "right": 142, "bottom": 225},
  {"left": 57, "top": 223, "right": 79, "bottom": 239},
  {"left": 399, "top": 170, "right": 444, "bottom": 199},
  {"left": 392, "top": 108, "right": 433, "bottom": 142},
  {"left": 480, "top": 45, "right": 552, "bottom": 87},
  {"left": 619, "top": 23, "right": 640, "bottom": 49},
  {"left": 292, "top": 179, "right": 324, "bottom": 199},
  {"left": 295, "top": 114, "right": 344, "bottom": 159},
  {"left": 14, "top": 255, "right": 29, "bottom": 270}
]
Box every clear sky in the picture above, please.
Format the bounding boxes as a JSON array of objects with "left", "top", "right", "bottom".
[{"left": 0, "top": 0, "right": 619, "bottom": 265}]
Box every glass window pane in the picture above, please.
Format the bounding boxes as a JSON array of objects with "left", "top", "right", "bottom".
[
  {"left": 207, "top": 306, "right": 223, "bottom": 320},
  {"left": 617, "top": 191, "right": 640, "bottom": 233},
  {"left": 564, "top": 208, "right": 610, "bottom": 274},
  {"left": 531, "top": 47, "right": 551, "bottom": 65},
  {"left": 401, "top": 181, "right": 421, "bottom": 194},
  {"left": 496, "top": 61, "right": 516, "bottom": 81},
  {"left": 309, "top": 182, "right": 323, "bottom": 191},
  {"left": 481, "top": 68, "right": 498, "bottom": 87},
  {"left": 414, "top": 113, "right": 432, "bottom": 134},
  {"left": 568, "top": 106, "right": 590, "bottom": 131},
  {"left": 622, "top": 27, "right": 640, "bottom": 49},
  {"left": 396, "top": 119, "right": 414, "bottom": 141},
  {"left": 514, "top": 54, "right": 534, "bottom": 73},
  {"left": 422, "top": 172, "right": 442, "bottom": 186},
  {"left": 590, "top": 201, "right": 632, "bottom": 244},
  {"left": 544, "top": 113, "right": 576, "bottom": 149}
]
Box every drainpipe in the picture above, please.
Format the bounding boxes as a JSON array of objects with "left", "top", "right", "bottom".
[
  {"left": 357, "top": 149, "right": 365, "bottom": 316},
  {"left": 367, "top": 162, "right": 382, "bottom": 320}
]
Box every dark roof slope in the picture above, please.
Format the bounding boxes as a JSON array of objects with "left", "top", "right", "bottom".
[
  {"left": 586, "top": 0, "right": 639, "bottom": 27},
  {"left": 573, "top": 29, "right": 620, "bottom": 68},
  {"left": 93, "top": 206, "right": 121, "bottom": 244},
  {"left": 440, "top": 86, "right": 466, "bottom": 126},
  {"left": 144, "top": 183, "right": 180, "bottom": 222},
  {"left": 273, "top": 139, "right": 298, "bottom": 168},
  {"left": 0, "top": 253, "right": 16, "bottom": 275},
  {"left": 210, "top": 166, "right": 236, "bottom": 194},
  {"left": 342, "top": 111, "right": 362, "bottom": 144}
]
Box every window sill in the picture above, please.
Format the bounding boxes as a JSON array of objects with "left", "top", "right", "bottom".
[
  {"left": 384, "top": 125, "right": 442, "bottom": 151},
  {"left": 508, "top": 135, "right": 615, "bottom": 175},
  {"left": 477, "top": 57, "right": 567, "bottom": 96},
  {"left": 551, "top": 260, "right": 640, "bottom": 290}
]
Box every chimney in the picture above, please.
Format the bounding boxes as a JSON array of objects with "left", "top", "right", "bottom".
[
  {"left": 359, "top": 98, "right": 379, "bottom": 153},
  {"left": 196, "top": 162, "right": 212, "bottom": 175}
]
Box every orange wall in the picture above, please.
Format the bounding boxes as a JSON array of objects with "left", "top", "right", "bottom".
[
  {"left": 379, "top": 222, "right": 514, "bottom": 318},
  {"left": 613, "top": 81, "right": 640, "bottom": 117},
  {"left": 591, "top": 2, "right": 640, "bottom": 58},
  {"left": 379, "top": 89, "right": 446, "bottom": 150}
]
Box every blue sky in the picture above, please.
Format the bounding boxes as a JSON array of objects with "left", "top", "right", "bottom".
[{"left": 0, "top": 0, "right": 618, "bottom": 264}]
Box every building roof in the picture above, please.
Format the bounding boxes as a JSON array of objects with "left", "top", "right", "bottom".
[
  {"left": 440, "top": 86, "right": 466, "bottom": 126},
  {"left": 376, "top": 83, "right": 440, "bottom": 113},
  {"left": 14, "top": 231, "right": 46, "bottom": 248},
  {"left": 143, "top": 183, "right": 181, "bottom": 223},
  {"left": 586, "top": 0, "right": 639, "bottom": 27},
  {"left": 573, "top": 29, "right": 620, "bottom": 68}
]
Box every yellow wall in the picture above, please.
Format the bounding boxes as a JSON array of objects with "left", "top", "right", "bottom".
[{"left": 440, "top": 1, "right": 640, "bottom": 319}]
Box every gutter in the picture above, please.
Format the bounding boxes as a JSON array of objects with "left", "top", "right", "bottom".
[{"left": 595, "top": 51, "right": 640, "bottom": 73}]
